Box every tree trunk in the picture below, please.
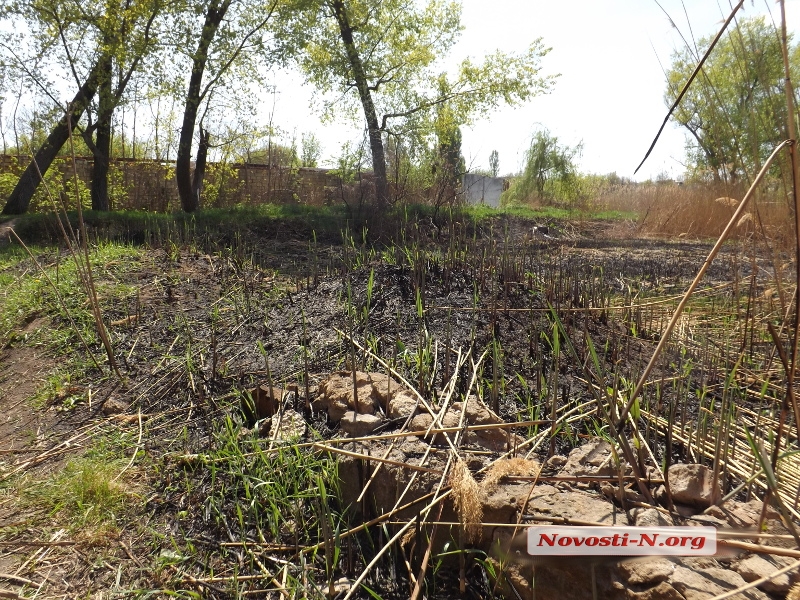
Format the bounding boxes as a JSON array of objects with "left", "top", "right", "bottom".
[
  {"left": 91, "top": 55, "right": 113, "bottom": 211},
  {"left": 330, "top": 0, "right": 389, "bottom": 207},
  {"left": 2, "top": 63, "right": 102, "bottom": 215},
  {"left": 176, "top": 0, "right": 231, "bottom": 213},
  {"left": 191, "top": 127, "right": 210, "bottom": 205}
]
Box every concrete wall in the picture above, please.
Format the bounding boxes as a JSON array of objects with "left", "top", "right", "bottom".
[{"left": 462, "top": 173, "right": 506, "bottom": 208}]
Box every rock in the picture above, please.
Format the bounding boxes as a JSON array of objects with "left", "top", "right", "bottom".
[
  {"left": 336, "top": 442, "right": 445, "bottom": 519},
  {"left": 709, "top": 499, "right": 780, "bottom": 527},
  {"left": 409, "top": 412, "right": 433, "bottom": 431},
  {"left": 102, "top": 396, "right": 129, "bottom": 415},
  {"left": 450, "top": 397, "right": 526, "bottom": 451},
  {"left": 631, "top": 581, "right": 685, "bottom": 600},
  {"left": 545, "top": 455, "right": 568, "bottom": 470},
  {"left": 408, "top": 410, "right": 458, "bottom": 446},
  {"left": 734, "top": 554, "right": 798, "bottom": 593},
  {"left": 316, "top": 371, "right": 392, "bottom": 420},
  {"left": 339, "top": 411, "right": 382, "bottom": 437},
  {"left": 631, "top": 507, "right": 670, "bottom": 527},
  {"left": 673, "top": 503, "right": 700, "bottom": 517},
  {"left": 690, "top": 515, "right": 729, "bottom": 528},
  {"left": 524, "top": 484, "right": 619, "bottom": 524},
  {"left": 667, "top": 463, "right": 721, "bottom": 508},
  {"left": 367, "top": 372, "right": 395, "bottom": 406},
  {"left": 618, "top": 558, "right": 674, "bottom": 586},
  {"left": 427, "top": 410, "right": 462, "bottom": 446},
  {"left": 511, "top": 561, "right": 621, "bottom": 600},
  {"left": 243, "top": 384, "right": 284, "bottom": 421},
  {"left": 670, "top": 563, "right": 768, "bottom": 599},
  {"left": 387, "top": 390, "right": 420, "bottom": 419},
  {"left": 259, "top": 409, "right": 306, "bottom": 440},
  {"left": 327, "top": 577, "right": 351, "bottom": 596},
  {"left": 487, "top": 559, "right": 533, "bottom": 599},
  {"left": 481, "top": 482, "right": 529, "bottom": 524},
  {"left": 562, "top": 438, "right": 616, "bottom": 476}
]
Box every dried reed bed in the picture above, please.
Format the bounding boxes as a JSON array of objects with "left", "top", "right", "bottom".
[{"left": 600, "top": 183, "right": 794, "bottom": 246}]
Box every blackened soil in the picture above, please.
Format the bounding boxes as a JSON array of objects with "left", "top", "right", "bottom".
[{"left": 3, "top": 214, "right": 784, "bottom": 599}]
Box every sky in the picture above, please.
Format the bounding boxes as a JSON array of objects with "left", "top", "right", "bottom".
[{"left": 266, "top": 0, "right": 800, "bottom": 182}]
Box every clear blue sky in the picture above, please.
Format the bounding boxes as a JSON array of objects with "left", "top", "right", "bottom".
[{"left": 268, "top": 0, "right": 800, "bottom": 181}]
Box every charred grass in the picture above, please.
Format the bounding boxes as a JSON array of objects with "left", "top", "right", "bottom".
[{"left": 0, "top": 204, "right": 797, "bottom": 598}]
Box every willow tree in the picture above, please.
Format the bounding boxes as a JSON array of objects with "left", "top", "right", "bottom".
[
  {"left": 282, "top": 0, "right": 556, "bottom": 207},
  {"left": 666, "top": 16, "right": 800, "bottom": 184},
  {"left": 0, "top": 0, "right": 162, "bottom": 214}
]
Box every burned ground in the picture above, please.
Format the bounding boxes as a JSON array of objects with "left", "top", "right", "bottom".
[{"left": 0, "top": 213, "right": 794, "bottom": 599}]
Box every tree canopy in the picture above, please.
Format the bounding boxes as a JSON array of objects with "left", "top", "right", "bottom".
[
  {"left": 281, "top": 0, "right": 557, "bottom": 206},
  {"left": 0, "top": 0, "right": 162, "bottom": 214},
  {"left": 0, "top": 0, "right": 558, "bottom": 214},
  {"left": 505, "top": 129, "right": 581, "bottom": 205},
  {"left": 665, "top": 16, "right": 800, "bottom": 184}
]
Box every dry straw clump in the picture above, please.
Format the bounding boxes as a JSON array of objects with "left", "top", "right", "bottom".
[
  {"left": 788, "top": 583, "right": 800, "bottom": 600},
  {"left": 449, "top": 458, "right": 484, "bottom": 543},
  {"left": 480, "top": 457, "right": 541, "bottom": 494}
]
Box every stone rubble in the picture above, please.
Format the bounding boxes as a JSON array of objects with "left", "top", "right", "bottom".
[{"left": 255, "top": 373, "right": 797, "bottom": 599}]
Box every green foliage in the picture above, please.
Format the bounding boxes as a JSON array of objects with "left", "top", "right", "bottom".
[
  {"left": 431, "top": 95, "right": 466, "bottom": 205},
  {"left": 204, "top": 160, "right": 245, "bottom": 207},
  {"left": 300, "top": 132, "right": 322, "bottom": 167},
  {"left": 329, "top": 140, "right": 367, "bottom": 184},
  {"left": 281, "top": 0, "right": 556, "bottom": 204},
  {"left": 26, "top": 158, "right": 91, "bottom": 212},
  {"left": 107, "top": 162, "right": 130, "bottom": 209},
  {"left": 0, "top": 240, "right": 141, "bottom": 351},
  {"left": 204, "top": 414, "right": 342, "bottom": 549},
  {"left": 385, "top": 136, "right": 436, "bottom": 202},
  {"left": 665, "top": 16, "right": 799, "bottom": 183},
  {"left": 489, "top": 150, "right": 499, "bottom": 177},
  {"left": 246, "top": 141, "right": 298, "bottom": 168},
  {"left": 504, "top": 129, "right": 582, "bottom": 206},
  {"left": 19, "top": 431, "right": 141, "bottom": 529},
  {"left": 0, "top": 163, "right": 19, "bottom": 201}
]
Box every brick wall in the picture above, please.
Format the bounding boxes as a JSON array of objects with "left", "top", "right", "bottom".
[{"left": 0, "top": 155, "right": 362, "bottom": 211}]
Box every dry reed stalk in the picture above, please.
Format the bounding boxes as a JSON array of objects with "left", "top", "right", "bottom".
[
  {"left": 327, "top": 397, "right": 599, "bottom": 600},
  {"left": 7, "top": 229, "right": 102, "bottom": 372},
  {"left": 112, "top": 408, "right": 143, "bottom": 482},
  {"left": 313, "top": 443, "right": 443, "bottom": 474},
  {"left": 59, "top": 114, "right": 123, "bottom": 382},
  {"left": 0, "top": 420, "right": 106, "bottom": 482},
  {"left": 779, "top": 0, "right": 800, "bottom": 451},
  {"left": 644, "top": 410, "right": 800, "bottom": 519},
  {"left": 425, "top": 347, "right": 467, "bottom": 439},
  {"left": 427, "top": 282, "right": 733, "bottom": 313},
  {"left": 356, "top": 347, "right": 469, "bottom": 505},
  {"left": 392, "top": 352, "right": 483, "bottom": 518},
  {"left": 635, "top": 0, "right": 744, "bottom": 174},
  {"left": 337, "top": 397, "right": 595, "bottom": 600},
  {"left": 340, "top": 330, "right": 459, "bottom": 454},
  {"left": 408, "top": 504, "right": 444, "bottom": 600},
  {"left": 339, "top": 454, "right": 457, "bottom": 600},
  {"left": 619, "top": 140, "right": 792, "bottom": 428},
  {"left": 172, "top": 419, "right": 549, "bottom": 466}
]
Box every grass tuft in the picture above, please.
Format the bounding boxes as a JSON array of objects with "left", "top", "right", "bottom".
[
  {"left": 449, "top": 458, "right": 483, "bottom": 543},
  {"left": 481, "top": 457, "right": 541, "bottom": 493}
]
